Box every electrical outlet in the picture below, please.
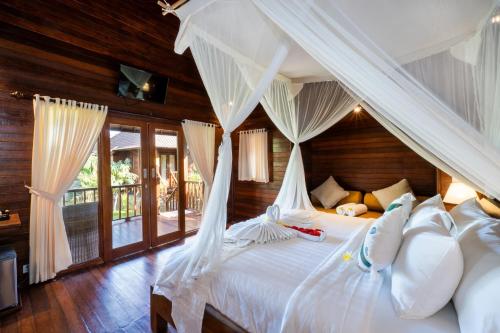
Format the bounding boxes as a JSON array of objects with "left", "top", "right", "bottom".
[{"left": 22, "top": 264, "right": 28, "bottom": 274}]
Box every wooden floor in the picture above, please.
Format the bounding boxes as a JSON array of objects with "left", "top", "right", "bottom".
[
  {"left": 0, "top": 237, "right": 195, "bottom": 333},
  {"left": 112, "top": 211, "right": 202, "bottom": 248}
]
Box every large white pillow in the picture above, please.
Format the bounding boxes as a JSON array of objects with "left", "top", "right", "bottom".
[
  {"left": 450, "top": 199, "right": 500, "bottom": 333},
  {"left": 391, "top": 224, "right": 463, "bottom": 319},
  {"left": 372, "top": 179, "right": 413, "bottom": 210},
  {"left": 358, "top": 193, "right": 415, "bottom": 272},
  {"left": 404, "top": 194, "right": 455, "bottom": 233},
  {"left": 310, "top": 176, "right": 348, "bottom": 209}
]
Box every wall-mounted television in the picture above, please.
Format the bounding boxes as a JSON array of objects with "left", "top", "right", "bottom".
[{"left": 117, "top": 64, "right": 169, "bottom": 104}]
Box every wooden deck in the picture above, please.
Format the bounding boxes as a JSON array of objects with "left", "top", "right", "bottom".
[
  {"left": 0, "top": 237, "right": 195, "bottom": 332},
  {"left": 112, "top": 211, "right": 202, "bottom": 248}
]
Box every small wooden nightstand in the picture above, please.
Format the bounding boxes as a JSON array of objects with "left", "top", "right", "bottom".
[{"left": 0, "top": 213, "right": 21, "bottom": 231}]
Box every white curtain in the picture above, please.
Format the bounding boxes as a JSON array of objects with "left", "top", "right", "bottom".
[
  {"left": 252, "top": 0, "right": 500, "bottom": 200},
  {"left": 403, "top": 7, "right": 500, "bottom": 147},
  {"left": 474, "top": 7, "right": 500, "bottom": 147},
  {"left": 238, "top": 129, "right": 269, "bottom": 183},
  {"left": 28, "top": 95, "right": 107, "bottom": 284},
  {"left": 155, "top": 2, "right": 289, "bottom": 331},
  {"left": 260, "top": 80, "right": 359, "bottom": 210},
  {"left": 182, "top": 120, "right": 216, "bottom": 213},
  {"left": 403, "top": 50, "right": 481, "bottom": 130}
]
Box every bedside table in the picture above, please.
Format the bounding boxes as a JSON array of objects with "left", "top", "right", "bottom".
[{"left": 0, "top": 214, "right": 21, "bottom": 231}]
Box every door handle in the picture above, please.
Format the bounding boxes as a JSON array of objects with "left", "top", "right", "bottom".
[
  {"left": 143, "top": 168, "right": 148, "bottom": 179},
  {"left": 151, "top": 168, "right": 156, "bottom": 179}
]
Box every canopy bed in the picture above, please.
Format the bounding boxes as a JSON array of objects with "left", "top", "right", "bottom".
[{"left": 152, "top": 0, "right": 500, "bottom": 332}]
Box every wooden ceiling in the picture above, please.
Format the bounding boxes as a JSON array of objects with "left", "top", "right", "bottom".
[{"left": 0, "top": 0, "right": 201, "bottom": 86}]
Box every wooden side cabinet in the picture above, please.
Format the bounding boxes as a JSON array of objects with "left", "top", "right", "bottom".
[{"left": 0, "top": 214, "right": 21, "bottom": 231}]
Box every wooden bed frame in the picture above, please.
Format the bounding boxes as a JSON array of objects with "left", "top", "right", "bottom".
[{"left": 150, "top": 286, "right": 246, "bottom": 332}]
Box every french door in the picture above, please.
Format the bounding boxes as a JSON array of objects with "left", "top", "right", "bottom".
[
  {"left": 149, "top": 122, "right": 185, "bottom": 246},
  {"left": 102, "top": 116, "right": 184, "bottom": 260}
]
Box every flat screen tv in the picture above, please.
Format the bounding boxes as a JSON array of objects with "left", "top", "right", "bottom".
[{"left": 118, "top": 64, "right": 169, "bottom": 104}]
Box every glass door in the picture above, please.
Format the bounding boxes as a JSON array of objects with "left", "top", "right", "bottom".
[
  {"left": 62, "top": 142, "right": 101, "bottom": 267},
  {"left": 184, "top": 139, "right": 204, "bottom": 233},
  {"left": 103, "top": 117, "right": 150, "bottom": 259},
  {"left": 149, "top": 123, "right": 184, "bottom": 246}
]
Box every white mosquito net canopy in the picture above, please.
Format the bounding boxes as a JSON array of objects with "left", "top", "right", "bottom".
[{"left": 156, "top": 1, "right": 500, "bottom": 331}]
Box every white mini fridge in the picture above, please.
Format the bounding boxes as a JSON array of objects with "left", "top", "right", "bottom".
[{"left": 0, "top": 247, "right": 18, "bottom": 311}]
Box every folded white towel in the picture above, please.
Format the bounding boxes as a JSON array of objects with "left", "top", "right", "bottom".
[
  {"left": 346, "top": 204, "right": 368, "bottom": 217},
  {"left": 336, "top": 203, "right": 356, "bottom": 215},
  {"left": 224, "top": 204, "right": 297, "bottom": 246}
]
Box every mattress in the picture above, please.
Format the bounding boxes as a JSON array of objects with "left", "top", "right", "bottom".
[{"left": 207, "top": 211, "right": 460, "bottom": 333}]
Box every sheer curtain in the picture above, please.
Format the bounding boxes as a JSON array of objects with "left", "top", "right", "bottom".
[
  {"left": 260, "top": 80, "right": 359, "bottom": 209},
  {"left": 238, "top": 129, "right": 269, "bottom": 183},
  {"left": 403, "top": 6, "right": 500, "bottom": 146},
  {"left": 155, "top": 2, "right": 289, "bottom": 331},
  {"left": 182, "top": 120, "right": 216, "bottom": 213},
  {"left": 474, "top": 6, "right": 500, "bottom": 147},
  {"left": 252, "top": 0, "right": 500, "bottom": 199},
  {"left": 28, "top": 95, "right": 107, "bottom": 284}
]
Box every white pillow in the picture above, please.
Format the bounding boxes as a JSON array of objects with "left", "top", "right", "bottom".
[
  {"left": 404, "top": 194, "right": 455, "bottom": 234},
  {"left": 310, "top": 176, "right": 348, "bottom": 209},
  {"left": 358, "top": 193, "right": 415, "bottom": 272},
  {"left": 372, "top": 179, "right": 413, "bottom": 210},
  {"left": 391, "top": 224, "right": 463, "bottom": 319},
  {"left": 450, "top": 199, "right": 500, "bottom": 333}
]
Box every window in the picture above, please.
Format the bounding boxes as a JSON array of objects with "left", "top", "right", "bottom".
[{"left": 238, "top": 129, "right": 269, "bottom": 183}]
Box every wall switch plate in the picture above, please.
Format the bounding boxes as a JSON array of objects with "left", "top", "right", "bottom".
[{"left": 22, "top": 264, "right": 28, "bottom": 274}]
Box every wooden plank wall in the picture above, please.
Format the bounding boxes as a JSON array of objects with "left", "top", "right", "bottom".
[
  {"left": 0, "top": 3, "right": 212, "bottom": 285},
  {"left": 307, "top": 111, "right": 437, "bottom": 196}
]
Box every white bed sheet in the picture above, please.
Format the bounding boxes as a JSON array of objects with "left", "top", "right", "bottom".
[{"left": 207, "top": 211, "right": 460, "bottom": 333}]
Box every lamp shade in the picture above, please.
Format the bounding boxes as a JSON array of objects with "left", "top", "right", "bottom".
[{"left": 443, "top": 180, "right": 477, "bottom": 205}]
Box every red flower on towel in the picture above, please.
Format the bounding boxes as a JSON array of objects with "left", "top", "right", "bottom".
[{"left": 285, "top": 225, "right": 322, "bottom": 237}]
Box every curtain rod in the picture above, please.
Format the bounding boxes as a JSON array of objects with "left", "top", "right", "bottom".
[
  {"left": 10, "top": 90, "right": 60, "bottom": 102},
  {"left": 10, "top": 90, "right": 220, "bottom": 126}
]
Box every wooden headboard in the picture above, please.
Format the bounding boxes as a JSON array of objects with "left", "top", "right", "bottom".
[{"left": 304, "top": 111, "right": 437, "bottom": 196}]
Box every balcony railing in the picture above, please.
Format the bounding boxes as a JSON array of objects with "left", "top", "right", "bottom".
[
  {"left": 112, "top": 184, "right": 142, "bottom": 221},
  {"left": 63, "top": 188, "right": 99, "bottom": 206},
  {"left": 64, "top": 180, "right": 204, "bottom": 221},
  {"left": 186, "top": 181, "right": 204, "bottom": 212}
]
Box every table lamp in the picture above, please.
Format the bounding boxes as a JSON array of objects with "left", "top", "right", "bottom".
[{"left": 443, "top": 178, "right": 477, "bottom": 205}]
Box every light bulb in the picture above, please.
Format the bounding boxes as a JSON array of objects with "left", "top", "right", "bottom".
[{"left": 354, "top": 105, "right": 362, "bottom": 113}]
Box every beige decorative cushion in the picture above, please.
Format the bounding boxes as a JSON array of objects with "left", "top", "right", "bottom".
[
  {"left": 372, "top": 179, "right": 413, "bottom": 210},
  {"left": 310, "top": 176, "right": 349, "bottom": 209},
  {"left": 477, "top": 197, "right": 500, "bottom": 218}
]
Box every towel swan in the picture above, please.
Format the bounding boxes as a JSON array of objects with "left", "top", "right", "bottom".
[{"left": 224, "top": 204, "right": 297, "bottom": 246}]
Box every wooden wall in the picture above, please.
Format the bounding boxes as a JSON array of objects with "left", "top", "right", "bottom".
[
  {"left": 0, "top": 1, "right": 212, "bottom": 285},
  {"left": 307, "top": 111, "right": 437, "bottom": 196}
]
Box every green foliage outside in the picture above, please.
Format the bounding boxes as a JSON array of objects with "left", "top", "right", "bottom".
[
  {"left": 110, "top": 158, "right": 138, "bottom": 186},
  {"left": 72, "top": 154, "right": 139, "bottom": 189}
]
